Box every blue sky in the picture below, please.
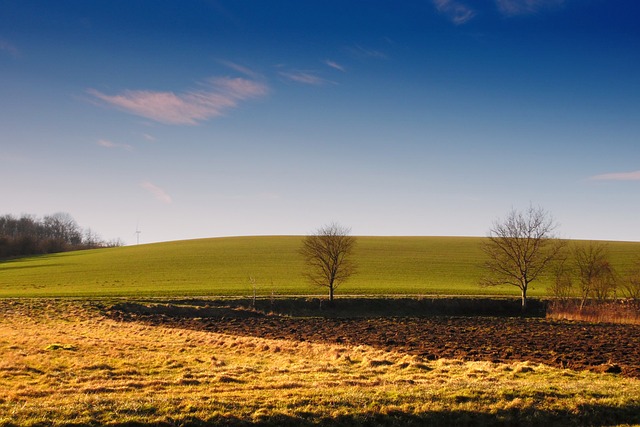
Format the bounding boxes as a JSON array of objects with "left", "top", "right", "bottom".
[{"left": 1, "top": 0, "right": 639, "bottom": 244}]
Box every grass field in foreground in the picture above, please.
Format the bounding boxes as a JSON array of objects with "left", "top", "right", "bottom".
[
  {"left": 1, "top": 300, "right": 639, "bottom": 426},
  {"left": 0, "top": 236, "right": 639, "bottom": 298}
]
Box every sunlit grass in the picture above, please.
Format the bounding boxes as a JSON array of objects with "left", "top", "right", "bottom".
[
  {"left": 1, "top": 236, "right": 638, "bottom": 298},
  {"left": 1, "top": 300, "right": 639, "bottom": 426}
]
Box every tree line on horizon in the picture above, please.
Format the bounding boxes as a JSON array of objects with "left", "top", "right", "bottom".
[{"left": 0, "top": 212, "right": 121, "bottom": 259}]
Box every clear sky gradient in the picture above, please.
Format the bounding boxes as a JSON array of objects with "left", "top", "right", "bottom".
[{"left": 1, "top": 1, "right": 639, "bottom": 244}]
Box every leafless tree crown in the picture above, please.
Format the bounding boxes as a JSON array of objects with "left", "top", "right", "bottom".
[
  {"left": 573, "top": 241, "right": 617, "bottom": 305},
  {"left": 481, "top": 205, "right": 564, "bottom": 309},
  {"left": 623, "top": 259, "right": 640, "bottom": 299},
  {"left": 300, "top": 222, "right": 356, "bottom": 302}
]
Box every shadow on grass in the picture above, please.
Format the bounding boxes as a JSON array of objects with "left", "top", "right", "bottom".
[
  {"left": 16, "top": 405, "right": 640, "bottom": 427},
  {"left": 0, "top": 262, "right": 66, "bottom": 271},
  {"left": 108, "top": 296, "right": 548, "bottom": 319}
]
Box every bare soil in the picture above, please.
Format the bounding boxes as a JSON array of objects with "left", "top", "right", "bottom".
[{"left": 106, "top": 302, "right": 640, "bottom": 379}]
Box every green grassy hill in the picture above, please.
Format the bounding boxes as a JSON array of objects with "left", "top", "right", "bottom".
[{"left": 1, "top": 236, "right": 638, "bottom": 298}]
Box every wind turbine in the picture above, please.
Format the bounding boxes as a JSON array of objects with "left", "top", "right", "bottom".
[{"left": 135, "top": 222, "right": 142, "bottom": 245}]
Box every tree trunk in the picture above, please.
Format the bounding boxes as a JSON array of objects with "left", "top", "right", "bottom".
[
  {"left": 521, "top": 287, "right": 528, "bottom": 312},
  {"left": 329, "top": 285, "right": 334, "bottom": 306}
]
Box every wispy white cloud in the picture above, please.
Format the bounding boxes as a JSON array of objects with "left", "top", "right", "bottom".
[
  {"left": 496, "top": 0, "right": 565, "bottom": 16},
  {"left": 217, "top": 60, "right": 262, "bottom": 79},
  {"left": 324, "top": 60, "right": 346, "bottom": 72},
  {"left": 142, "top": 133, "right": 156, "bottom": 142},
  {"left": 141, "top": 181, "right": 173, "bottom": 204},
  {"left": 97, "top": 139, "right": 133, "bottom": 151},
  {"left": 432, "top": 0, "right": 476, "bottom": 25},
  {"left": 87, "top": 77, "right": 269, "bottom": 125},
  {"left": 590, "top": 170, "right": 640, "bottom": 182},
  {"left": 0, "top": 38, "right": 19, "bottom": 57},
  {"left": 346, "top": 45, "right": 388, "bottom": 60},
  {"left": 279, "top": 70, "right": 333, "bottom": 86}
]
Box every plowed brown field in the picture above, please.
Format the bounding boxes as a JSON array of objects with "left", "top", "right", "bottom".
[{"left": 109, "top": 307, "right": 640, "bottom": 379}]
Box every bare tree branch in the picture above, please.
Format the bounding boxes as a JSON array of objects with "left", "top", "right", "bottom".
[
  {"left": 480, "top": 205, "right": 565, "bottom": 310},
  {"left": 573, "top": 241, "right": 617, "bottom": 308},
  {"left": 300, "top": 222, "right": 356, "bottom": 303}
]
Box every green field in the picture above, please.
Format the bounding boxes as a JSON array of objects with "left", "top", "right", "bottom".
[{"left": 1, "top": 236, "right": 639, "bottom": 298}]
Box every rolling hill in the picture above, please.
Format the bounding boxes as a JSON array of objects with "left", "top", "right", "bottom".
[{"left": 1, "top": 236, "right": 638, "bottom": 298}]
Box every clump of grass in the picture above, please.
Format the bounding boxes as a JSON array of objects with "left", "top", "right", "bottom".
[
  {"left": 0, "top": 300, "right": 639, "bottom": 426},
  {"left": 44, "top": 343, "right": 76, "bottom": 351},
  {"left": 548, "top": 299, "right": 640, "bottom": 324}
]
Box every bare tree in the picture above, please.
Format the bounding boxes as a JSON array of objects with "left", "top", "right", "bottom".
[
  {"left": 623, "top": 259, "right": 640, "bottom": 300},
  {"left": 574, "top": 241, "right": 617, "bottom": 307},
  {"left": 551, "top": 258, "right": 574, "bottom": 301},
  {"left": 43, "top": 212, "right": 82, "bottom": 245},
  {"left": 300, "top": 222, "right": 356, "bottom": 304},
  {"left": 481, "top": 205, "right": 565, "bottom": 311}
]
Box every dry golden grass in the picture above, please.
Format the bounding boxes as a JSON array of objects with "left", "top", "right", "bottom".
[
  {"left": 1, "top": 300, "right": 639, "bottom": 426},
  {"left": 547, "top": 300, "right": 640, "bottom": 325}
]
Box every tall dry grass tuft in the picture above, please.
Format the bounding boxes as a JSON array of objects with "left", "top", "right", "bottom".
[{"left": 547, "top": 299, "right": 640, "bottom": 324}]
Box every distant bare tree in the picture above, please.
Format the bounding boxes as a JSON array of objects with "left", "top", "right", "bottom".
[
  {"left": 83, "top": 228, "right": 102, "bottom": 248},
  {"left": 300, "top": 222, "right": 356, "bottom": 304},
  {"left": 574, "top": 242, "right": 617, "bottom": 307},
  {"left": 481, "top": 205, "right": 565, "bottom": 311},
  {"left": 43, "top": 212, "right": 82, "bottom": 245},
  {"left": 104, "top": 238, "right": 124, "bottom": 248},
  {"left": 623, "top": 260, "right": 640, "bottom": 300},
  {"left": 551, "top": 259, "right": 574, "bottom": 301}
]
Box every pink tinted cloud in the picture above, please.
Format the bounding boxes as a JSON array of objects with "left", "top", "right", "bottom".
[
  {"left": 279, "top": 70, "right": 332, "bottom": 86},
  {"left": 590, "top": 171, "right": 640, "bottom": 182},
  {"left": 217, "top": 60, "right": 261, "bottom": 79},
  {"left": 97, "top": 139, "right": 133, "bottom": 151},
  {"left": 141, "top": 181, "right": 173, "bottom": 204},
  {"left": 88, "top": 77, "right": 268, "bottom": 125},
  {"left": 324, "top": 60, "right": 346, "bottom": 72}
]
